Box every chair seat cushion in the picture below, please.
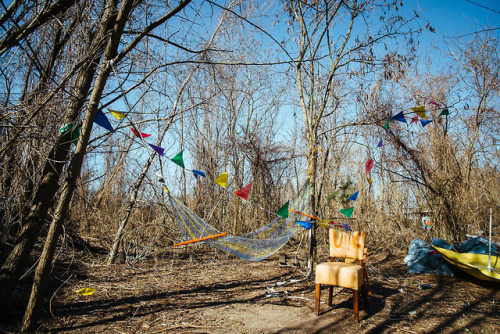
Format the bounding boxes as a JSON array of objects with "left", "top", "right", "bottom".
[{"left": 315, "top": 262, "right": 364, "bottom": 290}]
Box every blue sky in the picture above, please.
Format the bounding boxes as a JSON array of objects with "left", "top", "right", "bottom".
[{"left": 416, "top": 0, "right": 500, "bottom": 43}]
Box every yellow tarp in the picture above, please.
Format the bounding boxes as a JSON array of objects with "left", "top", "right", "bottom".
[{"left": 432, "top": 245, "right": 500, "bottom": 282}]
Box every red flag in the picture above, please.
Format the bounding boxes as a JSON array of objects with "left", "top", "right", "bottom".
[
  {"left": 130, "top": 127, "right": 151, "bottom": 138},
  {"left": 234, "top": 182, "right": 253, "bottom": 200},
  {"left": 410, "top": 115, "right": 419, "bottom": 124},
  {"left": 365, "top": 159, "right": 374, "bottom": 175},
  {"left": 429, "top": 101, "right": 440, "bottom": 107}
]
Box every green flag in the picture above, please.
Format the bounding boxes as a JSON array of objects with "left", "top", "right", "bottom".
[
  {"left": 439, "top": 108, "right": 449, "bottom": 116},
  {"left": 384, "top": 118, "right": 390, "bottom": 129},
  {"left": 171, "top": 150, "right": 185, "bottom": 168},
  {"left": 339, "top": 207, "right": 354, "bottom": 218},
  {"left": 276, "top": 201, "right": 289, "bottom": 218}
]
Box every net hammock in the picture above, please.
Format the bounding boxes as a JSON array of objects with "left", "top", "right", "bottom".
[{"left": 166, "top": 180, "right": 311, "bottom": 261}]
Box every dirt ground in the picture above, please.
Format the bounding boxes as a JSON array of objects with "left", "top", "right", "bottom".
[{"left": 1, "top": 245, "right": 499, "bottom": 334}]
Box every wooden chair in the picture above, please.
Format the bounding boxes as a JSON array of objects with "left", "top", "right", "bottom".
[{"left": 315, "top": 229, "right": 371, "bottom": 322}]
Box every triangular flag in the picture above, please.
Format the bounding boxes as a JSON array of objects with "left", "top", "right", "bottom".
[
  {"left": 171, "top": 150, "right": 185, "bottom": 168},
  {"left": 74, "top": 288, "right": 96, "bottom": 296},
  {"left": 415, "top": 110, "right": 426, "bottom": 119},
  {"left": 94, "top": 111, "right": 114, "bottom": 133},
  {"left": 317, "top": 220, "right": 330, "bottom": 229},
  {"left": 234, "top": 182, "right": 253, "bottom": 200},
  {"left": 215, "top": 172, "right": 228, "bottom": 188},
  {"left": 108, "top": 109, "right": 126, "bottom": 120},
  {"left": 149, "top": 143, "right": 165, "bottom": 156},
  {"left": 384, "top": 118, "right": 390, "bottom": 129},
  {"left": 59, "top": 123, "right": 73, "bottom": 135},
  {"left": 193, "top": 170, "right": 206, "bottom": 179},
  {"left": 429, "top": 101, "right": 440, "bottom": 108},
  {"left": 412, "top": 106, "right": 426, "bottom": 112},
  {"left": 276, "top": 201, "right": 289, "bottom": 218},
  {"left": 296, "top": 220, "right": 313, "bottom": 230},
  {"left": 343, "top": 223, "right": 352, "bottom": 231},
  {"left": 365, "top": 159, "right": 374, "bottom": 175},
  {"left": 410, "top": 115, "right": 419, "bottom": 124},
  {"left": 367, "top": 176, "right": 373, "bottom": 185},
  {"left": 130, "top": 127, "right": 151, "bottom": 138},
  {"left": 377, "top": 139, "right": 383, "bottom": 148},
  {"left": 339, "top": 207, "right": 354, "bottom": 218},
  {"left": 421, "top": 119, "right": 432, "bottom": 127},
  {"left": 439, "top": 108, "right": 449, "bottom": 116},
  {"left": 391, "top": 111, "right": 407, "bottom": 124},
  {"left": 348, "top": 190, "right": 360, "bottom": 201}
]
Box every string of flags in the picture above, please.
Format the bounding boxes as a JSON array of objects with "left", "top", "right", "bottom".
[
  {"left": 337, "top": 101, "right": 452, "bottom": 220},
  {"left": 60, "top": 100, "right": 453, "bottom": 233}
]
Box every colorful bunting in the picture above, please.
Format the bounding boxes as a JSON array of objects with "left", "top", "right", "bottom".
[
  {"left": 339, "top": 207, "right": 354, "bottom": 218},
  {"left": 365, "top": 159, "right": 374, "bottom": 175},
  {"left": 348, "top": 190, "right": 360, "bottom": 201},
  {"left": 215, "top": 172, "right": 228, "bottom": 188},
  {"left": 171, "top": 150, "right": 185, "bottom": 168},
  {"left": 234, "top": 182, "right": 253, "bottom": 200},
  {"left": 391, "top": 111, "right": 407, "bottom": 124},
  {"left": 130, "top": 127, "right": 151, "bottom": 138},
  {"left": 384, "top": 118, "right": 390, "bottom": 129},
  {"left": 149, "top": 143, "right": 165, "bottom": 156},
  {"left": 440, "top": 108, "right": 449, "bottom": 116},
  {"left": 377, "top": 139, "right": 383, "bottom": 148},
  {"left": 421, "top": 120, "right": 432, "bottom": 127},
  {"left": 74, "top": 288, "right": 96, "bottom": 296},
  {"left": 193, "top": 170, "right": 206, "bottom": 179},
  {"left": 410, "top": 115, "right": 419, "bottom": 125},
  {"left": 94, "top": 111, "right": 114, "bottom": 133},
  {"left": 296, "top": 220, "right": 313, "bottom": 230},
  {"left": 276, "top": 201, "right": 289, "bottom": 218},
  {"left": 108, "top": 109, "right": 126, "bottom": 120}
]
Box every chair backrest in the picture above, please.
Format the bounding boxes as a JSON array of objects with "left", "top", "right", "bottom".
[{"left": 329, "top": 229, "right": 365, "bottom": 260}]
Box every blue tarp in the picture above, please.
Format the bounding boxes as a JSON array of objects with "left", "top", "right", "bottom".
[{"left": 404, "top": 237, "right": 497, "bottom": 276}]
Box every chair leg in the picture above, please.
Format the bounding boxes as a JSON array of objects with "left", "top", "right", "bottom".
[
  {"left": 353, "top": 290, "right": 359, "bottom": 323},
  {"left": 315, "top": 284, "right": 321, "bottom": 316},
  {"left": 328, "top": 285, "right": 333, "bottom": 307},
  {"left": 364, "top": 268, "right": 371, "bottom": 296}
]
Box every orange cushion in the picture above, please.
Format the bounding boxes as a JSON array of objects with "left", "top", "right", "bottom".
[{"left": 315, "top": 262, "right": 364, "bottom": 290}]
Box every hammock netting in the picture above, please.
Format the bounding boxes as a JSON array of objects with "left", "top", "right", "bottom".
[{"left": 167, "top": 180, "right": 311, "bottom": 261}]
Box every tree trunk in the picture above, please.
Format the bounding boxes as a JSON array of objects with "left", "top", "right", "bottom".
[
  {"left": 0, "top": 34, "right": 102, "bottom": 312},
  {"left": 19, "top": 0, "right": 131, "bottom": 330}
]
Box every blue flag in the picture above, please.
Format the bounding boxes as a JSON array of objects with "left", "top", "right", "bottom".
[
  {"left": 296, "top": 220, "right": 313, "bottom": 230},
  {"left": 391, "top": 111, "right": 407, "bottom": 124},
  {"left": 421, "top": 119, "right": 432, "bottom": 127},
  {"left": 192, "top": 170, "right": 206, "bottom": 179},
  {"left": 349, "top": 190, "right": 360, "bottom": 201},
  {"left": 94, "top": 111, "right": 115, "bottom": 133}
]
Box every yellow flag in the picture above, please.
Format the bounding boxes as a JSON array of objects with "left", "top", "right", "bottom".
[
  {"left": 215, "top": 172, "right": 228, "bottom": 188},
  {"left": 317, "top": 220, "right": 330, "bottom": 229},
  {"left": 367, "top": 176, "right": 373, "bottom": 185},
  {"left": 108, "top": 109, "right": 126, "bottom": 120},
  {"left": 411, "top": 106, "right": 425, "bottom": 112},
  {"left": 74, "top": 288, "right": 96, "bottom": 296},
  {"left": 415, "top": 111, "right": 427, "bottom": 118}
]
